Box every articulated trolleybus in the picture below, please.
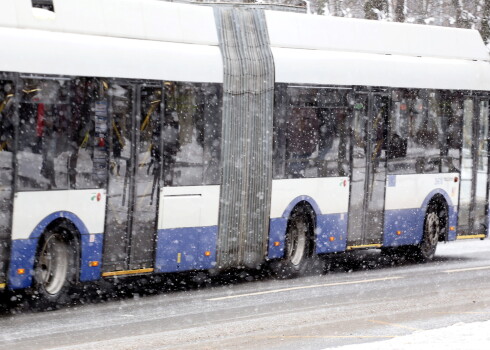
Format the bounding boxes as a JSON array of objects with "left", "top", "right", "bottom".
[{"left": 1, "top": 0, "right": 490, "bottom": 306}]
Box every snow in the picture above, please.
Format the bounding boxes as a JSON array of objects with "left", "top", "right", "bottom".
[{"left": 328, "top": 320, "right": 490, "bottom": 349}]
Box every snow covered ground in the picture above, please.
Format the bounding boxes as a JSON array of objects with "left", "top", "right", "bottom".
[{"left": 329, "top": 320, "right": 490, "bottom": 349}]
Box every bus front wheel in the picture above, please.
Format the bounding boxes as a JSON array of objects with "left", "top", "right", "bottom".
[
  {"left": 270, "top": 208, "right": 316, "bottom": 278},
  {"left": 412, "top": 205, "right": 445, "bottom": 262},
  {"left": 31, "top": 228, "right": 78, "bottom": 309}
]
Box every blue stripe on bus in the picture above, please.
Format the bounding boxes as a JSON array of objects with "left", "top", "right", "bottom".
[
  {"left": 155, "top": 226, "right": 217, "bottom": 273},
  {"left": 268, "top": 213, "right": 348, "bottom": 259},
  {"left": 383, "top": 208, "right": 425, "bottom": 246},
  {"left": 315, "top": 213, "right": 348, "bottom": 254},
  {"left": 8, "top": 233, "right": 103, "bottom": 289},
  {"left": 447, "top": 205, "right": 458, "bottom": 241},
  {"left": 383, "top": 205, "right": 458, "bottom": 247},
  {"left": 268, "top": 218, "right": 287, "bottom": 259},
  {"left": 80, "top": 233, "right": 103, "bottom": 282},
  {"left": 8, "top": 239, "right": 37, "bottom": 289},
  {"left": 7, "top": 211, "right": 104, "bottom": 289}
]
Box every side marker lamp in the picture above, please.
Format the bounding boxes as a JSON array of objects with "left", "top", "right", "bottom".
[
  {"left": 17, "top": 268, "right": 25, "bottom": 275},
  {"left": 329, "top": 237, "right": 336, "bottom": 242},
  {"left": 450, "top": 226, "right": 455, "bottom": 231},
  {"left": 273, "top": 241, "right": 280, "bottom": 247},
  {"left": 89, "top": 261, "right": 99, "bottom": 267},
  {"left": 204, "top": 251, "right": 211, "bottom": 257},
  {"left": 396, "top": 231, "right": 402, "bottom": 235}
]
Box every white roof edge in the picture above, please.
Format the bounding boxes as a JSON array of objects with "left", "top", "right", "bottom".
[
  {"left": 265, "top": 11, "right": 490, "bottom": 62},
  {"left": 272, "top": 47, "right": 490, "bottom": 91},
  {"left": 0, "top": 27, "right": 223, "bottom": 83},
  {"left": 0, "top": 0, "right": 219, "bottom": 46}
]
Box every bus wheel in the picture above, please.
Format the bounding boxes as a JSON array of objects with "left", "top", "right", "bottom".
[
  {"left": 32, "top": 229, "right": 77, "bottom": 309},
  {"left": 271, "top": 208, "right": 315, "bottom": 278},
  {"left": 412, "top": 205, "right": 442, "bottom": 262}
]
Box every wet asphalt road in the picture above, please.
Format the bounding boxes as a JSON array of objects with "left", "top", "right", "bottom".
[{"left": 1, "top": 239, "right": 490, "bottom": 350}]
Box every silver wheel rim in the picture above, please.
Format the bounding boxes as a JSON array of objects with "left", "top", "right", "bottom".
[
  {"left": 424, "top": 211, "right": 440, "bottom": 252},
  {"left": 288, "top": 219, "right": 307, "bottom": 267},
  {"left": 38, "top": 234, "right": 69, "bottom": 296}
]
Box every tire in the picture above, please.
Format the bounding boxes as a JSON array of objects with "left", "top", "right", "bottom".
[
  {"left": 412, "top": 205, "right": 445, "bottom": 262},
  {"left": 31, "top": 228, "right": 78, "bottom": 309},
  {"left": 270, "top": 208, "right": 317, "bottom": 278}
]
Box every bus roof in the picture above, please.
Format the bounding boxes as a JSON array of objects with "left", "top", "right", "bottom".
[
  {"left": 1, "top": 0, "right": 490, "bottom": 90},
  {"left": 1, "top": 0, "right": 488, "bottom": 62}
]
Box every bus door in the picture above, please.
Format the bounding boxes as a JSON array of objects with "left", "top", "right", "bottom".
[
  {"left": 103, "top": 82, "right": 162, "bottom": 272},
  {"left": 458, "top": 96, "right": 489, "bottom": 237},
  {"left": 0, "top": 77, "right": 15, "bottom": 285},
  {"left": 347, "top": 92, "right": 389, "bottom": 247}
]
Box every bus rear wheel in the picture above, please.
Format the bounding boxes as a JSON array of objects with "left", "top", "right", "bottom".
[
  {"left": 412, "top": 205, "right": 444, "bottom": 262},
  {"left": 31, "top": 229, "right": 77, "bottom": 309},
  {"left": 271, "top": 208, "right": 316, "bottom": 278}
]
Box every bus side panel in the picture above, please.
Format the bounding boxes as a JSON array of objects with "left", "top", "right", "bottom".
[
  {"left": 268, "top": 178, "right": 350, "bottom": 259},
  {"left": 155, "top": 227, "right": 217, "bottom": 273},
  {"left": 8, "top": 190, "right": 106, "bottom": 289},
  {"left": 155, "top": 186, "right": 219, "bottom": 273},
  {"left": 383, "top": 173, "right": 459, "bottom": 247}
]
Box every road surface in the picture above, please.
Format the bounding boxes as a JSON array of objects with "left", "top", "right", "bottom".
[{"left": 1, "top": 239, "right": 490, "bottom": 349}]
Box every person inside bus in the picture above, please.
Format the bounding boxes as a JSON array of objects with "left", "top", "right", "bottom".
[
  {"left": 285, "top": 108, "right": 319, "bottom": 178},
  {"left": 0, "top": 82, "right": 14, "bottom": 153},
  {"left": 163, "top": 83, "right": 181, "bottom": 186}
]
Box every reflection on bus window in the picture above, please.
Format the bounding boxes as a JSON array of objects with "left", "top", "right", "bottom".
[
  {"left": 16, "top": 78, "right": 107, "bottom": 191},
  {"left": 163, "top": 82, "right": 222, "bottom": 186},
  {"left": 0, "top": 80, "right": 14, "bottom": 238},
  {"left": 138, "top": 87, "right": 162, "bottom": 204},
  {"left": 387, "top": 89, "right": 461, "bottom": 174},
  {"left": 70, "top": 78, "right": 108, "bottom": 189},
  {"left": 273, "top": 85, "right": 350, "bottom": 179}
]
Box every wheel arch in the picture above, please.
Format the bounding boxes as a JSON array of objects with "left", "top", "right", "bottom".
[
  {"left": 281, "top": 196, "right": 320, "bottom": 224},
  {"left": 28, "top": 211, "right": 90, "bottom": 240},
  {"left": 424, "top": 193, "right": 449, "bottom": 242},
  {"left": 285, "top": 200, "right": 318, "bottom": 254}
]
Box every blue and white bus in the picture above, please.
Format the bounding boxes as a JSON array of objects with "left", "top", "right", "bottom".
[{"left": 1, "top": 0, "right": 489, "bottom": 307}]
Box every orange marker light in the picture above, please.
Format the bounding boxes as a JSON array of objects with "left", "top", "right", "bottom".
[
  {"left": 89, "top": 261, "right": 99, "bottom": 267},
  {"left": 396, "top": 231, "right": 402, "bottom": 235},
  {"left": 329, "top": 237, "right": 335, "bottom": 242},
  {"left": 450, "top": 226, "right": 455, "bottom": 231},
  {"left": 17, "top": 268, "right": 25, "bottom": 275},
  {"left": 204, "top": 251, "right": 211, "bottom": 257},
  {"left": 274, "top": 241, "right": 280, "bottom": 247}
]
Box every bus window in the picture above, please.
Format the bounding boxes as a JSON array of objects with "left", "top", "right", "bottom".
[
  {"left": 273, "top": 85, "right": 350, "bottom": 179},
  {"left": 16, "top": 78, "right": 107, "bottom": 191},
  {"left": 440, "top": 91, "right": 462, "bottom": 173},
  {"left": 387, "top": 89, "right": 461, "bottom": 175},
  {"left": 17, "top": 79, "right": 70, "bottom": 190},
  {"left": 473, "top": 99, "right": 489, "bottom": 232},
  {"left": 317, "top": 89, "right": 350, "bottom": 177},
  {"left": 70, "top": 78, "right": 108, "bottom": 189},
  {"left": 163, "top": 82, "right": 222, "bottom": 186},
  {"left": 0, "top": 79, "right": 14, "bottom": 251}
]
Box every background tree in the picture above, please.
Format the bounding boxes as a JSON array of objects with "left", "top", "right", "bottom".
[
  {"left": 394, "top": 0, "right": 406, "bottom": 22},
  {"left": 481, "top": 0, "right": 490, "bottom": 43},
  {"left": 364, "top": 0, "right": 389, "bottom": 20}
]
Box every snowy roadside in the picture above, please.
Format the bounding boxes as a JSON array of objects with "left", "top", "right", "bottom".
[{"left": 328, "top": 320, "right": 490, "bottom": 349}]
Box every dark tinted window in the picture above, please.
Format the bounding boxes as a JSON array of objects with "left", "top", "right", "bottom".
[
  {"left": 273, "top": 84, "right": 350, "bottom": 179},
  {"left": 387, "top": 89, "right": 461, "bottom": 174},
  {"left": 163, "top": 82, "right": 222, "bottom": 186},
  {"left": 0, "top": 79, "right": 14, "bottom": 240},
  {"left": 17, "top": 77, "right": 107, "bottom": 190}
]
